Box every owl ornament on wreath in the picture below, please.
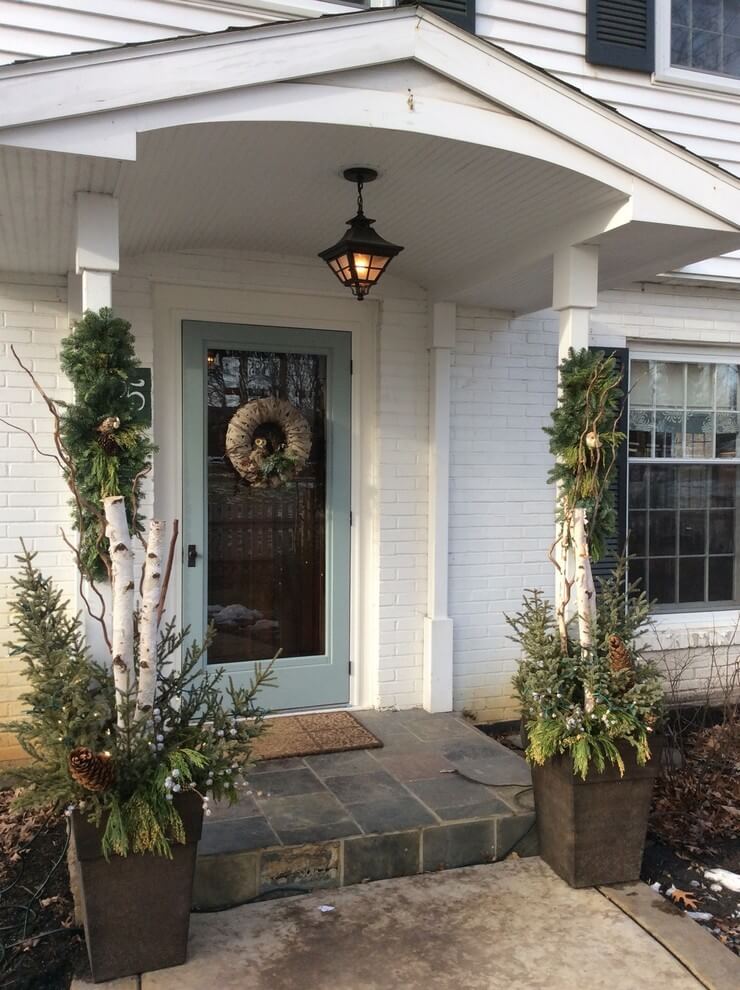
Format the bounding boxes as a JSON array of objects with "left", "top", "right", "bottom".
[{"left": 225, "top": 396, "right": 312, "bottom": 488}]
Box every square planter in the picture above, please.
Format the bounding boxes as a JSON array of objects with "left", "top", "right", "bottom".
[
  {"left": 532, "top": 737, "right": 662, "bottom": 888},
  {"left": 71, "top": 791, "right": 203, "bottom": 983}
]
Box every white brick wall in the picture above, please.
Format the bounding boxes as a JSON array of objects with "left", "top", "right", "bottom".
[
  {"left": 449, "top": 307, "right": 559, "bottom": 722},
  {"left": 376, "top": 297, "right": 429, "bottom": 708},
  {"left": 448, "top": 283, "right": 740, "bottom": 723},
  {"left": 4, "top": 261, "right": 740, "bottom": 754},
  {"left": 0, "top": 273, "right": 73, "bottom": 763}
]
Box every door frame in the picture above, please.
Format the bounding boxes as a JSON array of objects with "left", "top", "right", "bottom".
[{"left": 152, "top": 282, "right": 379, "bottom": 710}]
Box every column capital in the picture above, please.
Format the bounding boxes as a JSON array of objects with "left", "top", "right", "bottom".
[
  {"left": 552, "top": 244, "right": 599, "bottom": 312},
  {"left": 430, "top": 301, "right": 456, "bottom": 349},
  {"left": 75, "top": 192, "right": 119, "bottom": 275}
]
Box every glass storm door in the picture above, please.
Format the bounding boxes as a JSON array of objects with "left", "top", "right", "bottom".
[{"left": 182, "top": 322, "right": 351, "bottom": 710}]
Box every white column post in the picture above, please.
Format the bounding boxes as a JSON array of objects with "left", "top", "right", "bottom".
[
  {"left": 69, "top": 193, "right": 120, "bottom": 661},
  {"left": 74, "top": 192, "right": 119, "bottom": 311},
  {"left": 552, "top": 244, "right": 598, "bottom": 357},
  {"left": 552, "top": 244, "right": 599, "bottom": 632},
  {"left": 423, "top": 301, "right": 455, "bottom": 713}
]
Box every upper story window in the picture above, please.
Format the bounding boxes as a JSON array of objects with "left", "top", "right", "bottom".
[
  {"left": 628, "top": 358, "right": 740, "bottom": 610},
  {"left": 671, "top": 0, "right": 740, "bottom": 79}
]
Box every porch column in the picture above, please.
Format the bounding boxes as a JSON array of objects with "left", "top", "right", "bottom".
[
  {"left": 73, "top": 193, "right": 119, "bottom": 311},
  {"left": 423, "top": 301, "right": 455, "bottom": 713},
  {"left": 552, "top": 244, "right": 598, "bottom": 357},
  {"left": 552, "top": 244, "right": 599, "bottom": 619}
]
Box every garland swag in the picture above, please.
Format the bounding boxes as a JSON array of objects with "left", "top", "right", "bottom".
[{"left": 59, "top": 309, "right": 155, "bottom": 581}]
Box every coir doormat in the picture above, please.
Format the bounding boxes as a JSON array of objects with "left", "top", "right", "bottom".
[{"left": 252, "top": 711, "right": 382, "bottom": 761}]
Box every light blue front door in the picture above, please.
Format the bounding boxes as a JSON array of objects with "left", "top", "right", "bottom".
[{"left": 182, "top": 321, "right": 351, "bottom": 710}]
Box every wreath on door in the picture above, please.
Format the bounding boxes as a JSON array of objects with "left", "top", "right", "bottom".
[{"left": 225, "top": 396, "right": 312, "bottom": 488}]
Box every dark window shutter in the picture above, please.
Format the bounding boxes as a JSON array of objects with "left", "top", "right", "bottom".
[
  {"left": 586, "top": 0, "right": 655, "bottom": 72},
  {"left": 401, "top": 1, "right": 476, "bottom": 33},
  {"left": 590, "top": 347, "right": 629, "bottom": 587}
]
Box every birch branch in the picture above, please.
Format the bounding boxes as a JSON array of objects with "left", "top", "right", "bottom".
[
  {"left": 573, "top": 506, "right": 597, "bottom": 713},
  {"left": 104, "top": 495, "right": 135, "bottom": 728},
  {"left": 136, "top": 519, "right": 165, "bottom": 720}
]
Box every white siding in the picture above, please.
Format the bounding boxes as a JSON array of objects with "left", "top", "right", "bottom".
[
  {"left": 0, "top": 0, "right": 349, "bottom": 65},
  {"left": 476, "top": 0, "right": 740, "bottom": 282}
]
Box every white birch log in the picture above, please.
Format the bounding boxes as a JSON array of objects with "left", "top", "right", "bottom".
[
  {"left": 573, "top": 506, "right": 597, "bottom": 713},
  {"left": 136, "top": 519, "right": 165, "bottom": 720},
  {"left": 103, "top": 495, "right": 135, "bottom": 729}
]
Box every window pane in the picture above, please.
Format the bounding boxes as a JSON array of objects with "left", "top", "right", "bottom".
[
  {"left": 694, "top": 0, "right": 721, "bottom": 32},
  {"left": 672, "top": 24, "right": 691, "bottom": 65},
  {"left": 716, "top": 412, "right": 740, "bottom": 458},
  {"left": 649, "top": 511, "right": 677, "bottom": 555},
  {"left": 672, "top": 0, "right": 690, "bottom": 26},
  {"left": 684, "top": 410, "right": 714, "bottom": 457},
  {"left": 692, "top": 30, "right": 722, "bottom": 71},
  {"left": 628, "top": 510, "right": 647, "bottom": 556},
  {"left": 650, "top": 558, "right": 677, "bottom": 604},
  {"left": 679, "top": 465, "right": 707, "bottom": 507},
  {"left": 679, "top": 557, "right": 705, "bottom": 603},
  {"left": 650, "top": 466, "right": 677, "bottom": 508},
  {"left": 709, "top": 557, "right": 734, "bottom": 600},
  {"left": 654, "top": 362, "right": 684, "bottom": 406},
  {"left": 709, "top": 510, "right": 735, "bottom": 554},
  {"left": 629, "top": 408, "right": 653, "bottom": 457},
  {"left": 655, "top": 409, "right": 684, "bottom": 457},
  {"left": 686, "top": 363, "right": 714, "bottom": 408},
  {"left": 726, "top": 0, "right": 740, "bottom": 34},
  {"left": 630, "top": 360, "right": 653, "bottom": 406},
  {"left": 629, "top": 464, "right": 648, "bottom": 507},
  {"left": 711, "top": 465, "right": 736, "bottom": 507},
  {"left": 680, "top": 510, "right": 706, "bottom": 555},
  {"left": 716, "top": 364, "right": 738, "bottom": 409},
  {"left": 629, "top": 557, "right": 647, "bottom": 594}
]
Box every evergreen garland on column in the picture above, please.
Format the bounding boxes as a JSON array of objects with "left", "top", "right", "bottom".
[{"left": 59, "top": 308, "right": 155, "bottom": 580}]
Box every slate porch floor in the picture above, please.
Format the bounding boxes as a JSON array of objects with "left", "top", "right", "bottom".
[{"left": 194, "top": 710, "right": 535, "bottom": 908}]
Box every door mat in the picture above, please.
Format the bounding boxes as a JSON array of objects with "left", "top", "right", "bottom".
[{"left": 252, "top": 712, "right": 382, "bottom": 761}]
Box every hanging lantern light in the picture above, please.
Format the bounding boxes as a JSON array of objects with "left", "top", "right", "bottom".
[{"left": 319, "top": 167, "right": 404, "bottom": 300}]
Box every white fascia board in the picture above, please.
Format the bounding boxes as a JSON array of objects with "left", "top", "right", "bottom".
[{"left": 0, "top": 6, "right": 739, "bottom": 233}]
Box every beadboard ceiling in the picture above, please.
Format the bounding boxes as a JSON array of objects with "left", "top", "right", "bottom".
[{"left": 0, "top": 120, "right": 738, "bottom": 311}]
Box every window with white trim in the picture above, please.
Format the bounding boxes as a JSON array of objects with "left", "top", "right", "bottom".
[
  {"left": 670, "top": 0, "right": 740, "bottom": 79},
  {"left": 628, "top": 358, "right": 740, "bottom": 609}
]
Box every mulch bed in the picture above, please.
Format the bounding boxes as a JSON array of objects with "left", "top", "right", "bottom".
[
  {"left": 642, "top": 719, "right": 740, "bottom": 956},
  {"left": 0, "top": 790, "right": 88, "bottom": 990}
]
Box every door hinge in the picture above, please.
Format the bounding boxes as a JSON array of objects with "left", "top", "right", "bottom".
[
  {"left": 348, "top": 660, "right": 352, "bottom": 676},
  {"left": 350, "top": 359, "right": 354, "bottom": 375},
  {"left": 350, "top": 510, "right": 353, "bottom": 526}
]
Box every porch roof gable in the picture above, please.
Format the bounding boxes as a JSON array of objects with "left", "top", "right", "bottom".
[{"left": 0, "top": 5, "right": 739, "bottom": 233}]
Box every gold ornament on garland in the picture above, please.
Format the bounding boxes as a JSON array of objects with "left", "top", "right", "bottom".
[
  {"left": 68, "top": 746, "right": 116, "bottom": 792},
  {"left": 225, "top": 397, "right": 311, "bottom": 488}
]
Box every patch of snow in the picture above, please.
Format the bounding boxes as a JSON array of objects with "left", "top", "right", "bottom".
[{"left": 704, "top": 869, "right": 740, "bottom": 893}]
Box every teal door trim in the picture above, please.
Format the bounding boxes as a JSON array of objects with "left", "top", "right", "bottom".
[{"left": 182, "top": 321, "right": 352, "bottom": 710}]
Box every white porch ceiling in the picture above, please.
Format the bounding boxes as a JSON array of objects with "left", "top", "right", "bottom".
[{"left": 0, "top": 120, "right": 628, "bottom": 310}]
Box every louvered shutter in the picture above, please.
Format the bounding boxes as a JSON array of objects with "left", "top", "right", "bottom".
[
  {"left": 402, "top": 1, "right": 476, "bottom": 33},
  {"left": 590, "top": 347, "right": 629, "bottom": 588},
  {"left": 586, "top": 0, "right": 655, "bottom": 72}
]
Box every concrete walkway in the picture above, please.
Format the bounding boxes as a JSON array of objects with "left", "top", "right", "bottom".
[{"left": 137, "top": 858, "right": 712, "bottom": 990}]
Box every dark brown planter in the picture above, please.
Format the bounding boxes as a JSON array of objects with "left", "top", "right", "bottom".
[
  {"left": 532, "top": 736, "right": 662, "bottom": 888},
  {"left": 72, "top": 791, "right": 203, "bottom": 983}
]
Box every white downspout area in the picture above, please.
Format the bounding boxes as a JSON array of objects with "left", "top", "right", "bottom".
[{"left": 423, "top": 301, "right": 456, "bottom": 713}]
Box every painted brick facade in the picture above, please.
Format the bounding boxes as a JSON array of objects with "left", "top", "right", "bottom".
[
  {"left": 3, "top": 260, "right": 740, "bottom": 755},
  {"left": 0, "top": 273, "right": 73, "bottom": 764}
]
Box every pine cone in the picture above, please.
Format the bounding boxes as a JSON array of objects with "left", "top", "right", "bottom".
[
  {"left": 68, "top": 747, "right": 115, "bottom": 792},
  {"left": 96, "top": 416, "right": 121, "bottom": 455},
  {"left": 608, "top": 635, "right": 633, "bottom": 675}
]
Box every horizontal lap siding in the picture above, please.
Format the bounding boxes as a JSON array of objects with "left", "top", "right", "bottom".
[{"left": 0, "top": 0, "right": 292, "bottom": 64}]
